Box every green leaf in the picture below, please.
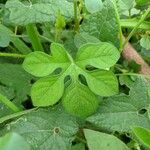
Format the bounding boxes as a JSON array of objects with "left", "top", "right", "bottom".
[
  {"left": 23, "top": 42, "right": 119, "bottom": 116},
  {"left": 0, "top": 132, "right": 30, "bottom": 150},
  {"left": 31, "top": 75, "right": 65, "bottom": 106},
  {"left": 5, "top": 0, "right": 74, "bottom": 25},
  {"left": 1, "top": 107, "right": 78, "bottom": 150},
  {"left": 132, "top": 127, "right": 150, "bottom": 149},
  {"left": 84, "top": 0, "right": 103, "bottom": 13},
  {"left": 23, "top": 44, "right": 70, "bottom": 77},
  {"left": 140, "top": 35, "right": 150, "bottom": 50},
  {"left": 74, "top": 33, "right": 100, "bottom": 49},
  {"left": 117, "top": 0, "right": 136, "bottom": 11},
  {"left": 81, "top": 0, "right": 120, "bottom": 46},
  {"left": 0, "top": 63, "right": 33, "bottom": 105},
  {"left": 76, "top": 43, "right": 120, "bottom": 70},
  {"left": 0, "top": 29, "right": 10, "bottom": 47},
  {"left": 84, "top": 129, "right": 129, "bottom": 150},
  {"left": 62, "top": 81, "right": 99, "bottom": 118},
  {"left": 71, "top": 143, "right": 85, "bottom": 150},
  {"left": 87, "top": 78, "right": 150, "bottom": 132},
  {"left": 0, "top": 24, "right": 31, "bottom": 54},
  {"left": 84, "top": 70, "right": 118, "bottom": 96}
]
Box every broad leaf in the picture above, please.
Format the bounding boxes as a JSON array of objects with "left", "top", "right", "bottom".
[
  {"left": 0, "top": 132, "right": 30, "bottom": 150},
  {"left": 1, "top": 107, "right": 78, "bottom": 150},
  {"left": 0, "top": 29, "right": 10, "bottom": 47},
  {"left": 81, "top": 0, "right": 120, "bottom": 46},
  {"left": 132, "top": 127, "right": 150, "bottom": 149},
  {"left": 87, "top": 78, "right": 150, "bottom": 132},
  {"left": 74, "top": 33, "right": 100, "bottom": 49},
  {"left": 5, "top": 0, "right": 74, "bottom": 25},
  {"left": 0, "top": 63, "right": 33, "bottom": 105},
  {"left": 76, "top": 43, "right": 120, "bottom": 70},
  {"left": 84, "top": 0, "right": 103, "bottom": 13},
  {"left": 84, "top": 129, "right": 129, "bottom": 150},
  {"left": 31, "top": 75, "right": 65, "bottom": 106},
  {"left": 62, "top": 81, "right": 99, "bottom": 118}
]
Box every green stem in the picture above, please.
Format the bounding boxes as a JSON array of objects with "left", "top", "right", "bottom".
[
  {"left": 0, "top": 52, "right": 26, "bottom": 58},
  {"left": 123, "top": 7, "right": 150, "bottom": 48},
  {"left": 0, "top": 94, "right": 21, "bottom": 113},
  {"left": 39, "top": 35, "right": 53, "bottom": 43},
  {"left": 112, "top": 0, "right": 123, "bottom": 51},
  {"left": 26, "top": 24, "right": 44, "bottom": 51},
  {"left": 115, "top": 73, "right": 150, "bottom": 78},
  {"left": 76, "top": 136, "right": 87, "bottom": 144},
  {"left": 0, "top": 108, "right": 38, "bottom": 124},
  {"left": 74, "top": 0, "right": 79, "bottom": 32},
  {"left": 120, "top": 19, "right": 150, "bottom": 30}
]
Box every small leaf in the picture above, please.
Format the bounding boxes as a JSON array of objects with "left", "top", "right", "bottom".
[
  {"left": 76, "top": 42, "right": 120, "bottom": 70},
  {"left": 132, "top": 127, "right": 150, "bottom": 149},
  {"left": 62, "top": 81, "right": 99, "bottom": 118},
  {"left": 140, "top": 35, "right": 150, "bottom": 50},
  {"left": 84, "top": 70, "right": 118, "bottom": 96},
  {"left": 84, "top": 129, "right": 129, "bottom": 150},
  {"left": 31, "top": 75, "right": 65, "bottom": 106},
  {"left": 85, "top": 0, "right": 103, "bottom": 13},
  {"left": 0, "top": 132, "right": 30, "bottom": 150}
]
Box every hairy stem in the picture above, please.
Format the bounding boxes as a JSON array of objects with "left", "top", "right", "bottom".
[
  {"left": 123, "top": 7, "right": 150, "bottom": 48},
  {"left": 74, "top": 0, "right": 79, "bottom": 32},
  {"left": 0, "top": 94, "right": 21, "bottom": 113},
  {"left": 0, "top": 52, "right": 26, "bottom": 58}
]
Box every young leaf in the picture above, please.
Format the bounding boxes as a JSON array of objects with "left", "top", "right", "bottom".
[
  {"left": 5, "top": 0, "right": 74, "bottom": 25},
  {"left": 31, "top": 75, "right": 65, "bottom": 106},
  {"left": 132, "top": 127, "right": 150, "bottom": 149},
  {"left": 62, "top": 81, "right": 99, "bottom": 118},
  {"left": 76, "top": 43, "right": 120, "bottom": 70},
  {"left": 84, "top": 0, "right": 103, "bottom": 13},
  {"left": 87, "top": 78, "right": 150, "bottom": 132},
  {"left": 84, "top": 129, "right": 129, "bottom": 150},
  {"left": 1, "top": 107, "right": 78, "bottom": 150},
  {"left": 0, "top": 132, "right": 30, "bottom": 150}
]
